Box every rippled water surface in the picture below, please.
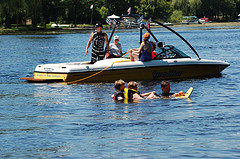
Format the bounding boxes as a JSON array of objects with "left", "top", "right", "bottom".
[{"left": 1, "top": 24, "right": 240, "bottom": 158}]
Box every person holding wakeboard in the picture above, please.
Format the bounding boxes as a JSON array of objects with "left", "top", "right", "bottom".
[
  {"left": 160, "top": 81, "right": 186, "bottom": 98},
  {"left": 139, "top": 80, "right": 185, "bottom": 99},
  {"left": 160, "top": 81, "right": 175, "bottom": 97}
]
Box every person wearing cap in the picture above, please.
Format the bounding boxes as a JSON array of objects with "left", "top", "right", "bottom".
[
  {"left": 130, "top": 32, "right": 153, "bottom": 61},
  {"left": 108, "top": 35, "right": 123, "bottom": 58},
  {"left": 85, "top": 23, "right": 109, "bottom": 64}
]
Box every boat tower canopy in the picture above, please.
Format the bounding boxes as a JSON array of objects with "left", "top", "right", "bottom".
[{"left": 108, "top": 15, "right": 201, "bottom": 60}]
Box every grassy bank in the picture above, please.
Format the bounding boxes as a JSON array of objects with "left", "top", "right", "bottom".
[
  {"left": 0, "top": 22, "right": 239, "bottom": 35},
  {"left": 0, "top": 24, "right": 111, "bottom": 35},
  {"left": 172, "top": 22, "right": 240, "bottom": 28}
]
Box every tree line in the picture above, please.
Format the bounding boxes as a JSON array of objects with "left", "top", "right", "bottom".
[{"left": 0, "top": 0, "right": 240, "bottom": 29}]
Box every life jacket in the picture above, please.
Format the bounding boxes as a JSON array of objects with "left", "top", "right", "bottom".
[
  {"left": 112, "top": 90, "right": 124, "bottom": 101},
  {"left": 92, "top": 31, "right": 106, "bottom": 53},
  {"left": 124, "top": 88, "right": 142, "bottom": 103},
  {"left": 152, "top": 50, "right": 157, "bottom": 59}
]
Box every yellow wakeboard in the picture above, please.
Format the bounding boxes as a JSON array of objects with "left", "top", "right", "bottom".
[{"left": 174, "top": 87, "right": 193, "bottom": 99}]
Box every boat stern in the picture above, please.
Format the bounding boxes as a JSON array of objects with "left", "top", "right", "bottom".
[{"left": 33, "top": 72, "right": 66, "bottom": 81}]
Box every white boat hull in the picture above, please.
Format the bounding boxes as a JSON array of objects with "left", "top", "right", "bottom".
[{"left": 21, "top": 58, "right": 230, "bottom": 83}]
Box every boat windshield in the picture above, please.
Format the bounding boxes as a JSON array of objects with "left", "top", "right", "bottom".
[{"left": 155, "top": 45, "right": 190, "bottom": 59}]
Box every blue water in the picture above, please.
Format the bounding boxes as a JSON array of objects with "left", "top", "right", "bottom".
[{"left": 1, "top": 24, "right": 240, "bottom": 158}]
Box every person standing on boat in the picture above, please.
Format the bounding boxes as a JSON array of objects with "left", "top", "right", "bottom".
[
  {"left": 130, "top": 32, "right": 153, "bottom": 61},
  {"left": 85, "top": 23, "right": 109, "bottom": 64},
  {"left": 108, "top": 35, "right": 123, "bottom": 58}
]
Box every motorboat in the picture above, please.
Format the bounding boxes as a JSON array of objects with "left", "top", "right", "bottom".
[
  {"left": 182, "top": 16, "right": 200, "bottom": 24},
  {"left": 199, "top": 17, "right": 210, "bottom": 24},
  {"left": 21, "top": 19, "right": 229, "bottom": 84},
  {"left": 51, "top": 24, "right": 70, "bottom": 28},
  {"left": 119, "top": 14, "right": 141, "bottom": 28}
]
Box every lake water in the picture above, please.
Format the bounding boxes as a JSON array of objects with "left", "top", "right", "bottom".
[{"left": 1, "top": 24, "right": 240, "bottom": 158}]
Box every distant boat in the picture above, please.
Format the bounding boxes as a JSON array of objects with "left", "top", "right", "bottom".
[
  {"left": 237, "top": 14, "right": 240, "bottom": 22},
  {"left": 51, "top": 24, "right": 70, "bottom": 28},
  {"left": 163, "top": 22, "right": 173, "bottom": 26},
  {"left": 119, "top": 14, "right": 141, "bottom": 28},
  {"left": 199, "top": 17, "right": 210, "bottom": 24},
  {"left": 151, "top": 22, "right": 173, "bottom": 26},
  {"left": 182, "top": 16, "right": 199, "bottom": 25}
]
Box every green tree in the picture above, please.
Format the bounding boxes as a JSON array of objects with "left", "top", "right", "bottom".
[
  {"left": 189, "top": 0, "right": 202, "bottom": 15},
  {"left": 220, "top": 0, "right": 236, "bottom": 21},
  {"left": 25, "top": 0, "right": 42, "bottom": 27},
  {"left": 136, "top": 0, "right": 173, "bottom": 20},
  {"left": 91, "top": 0, "right": 136, "bottom": 24},
  {"left": 169, "top": 10, "right": 183, "bottom": 22},
  {"left": 41, "top": 0, "right": 55, "bottom": 28},
  {"left": 48, "top": 0, "right": 65, "bottom": 24},
  {"left": 102, "top": 0, "right": 138, "bottom": 15},
  {"left": 99, "top": 6, "right": 109, "bottom": 19},
  {"left": 11, "top": 0, "right": 26, "bottom": 28},
  {"left": 1, "top": 0, "right": 240, "bottom": 29},
  {"left": 171, "top": 0, "right": 201, "bottom": 16},
  {"left": 236, "top": 0, "right": 240, "bottom": 19},
  {"left": 171, "top": 0, "right": 189, "bottom": 15},
  {"left": 0, "top": 0, "right": 24, "bottom": 28},
  {"left": 65, "top": 0, "right": 83, "bottom": 27},
  {"left": 199, "top": 0, "right": 236, "bottom": 21}
]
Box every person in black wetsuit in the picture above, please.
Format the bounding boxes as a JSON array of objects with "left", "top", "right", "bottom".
[
  {"left": 112, "top": 79, "right": 126, "bottom": 102},
  {"left": 85, "top": 23, "right": 109, "bottom": 64}
]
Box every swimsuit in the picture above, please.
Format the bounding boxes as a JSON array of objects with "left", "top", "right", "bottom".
[{"left": 140, "top": 41, "right": 153, "bottom": 61}]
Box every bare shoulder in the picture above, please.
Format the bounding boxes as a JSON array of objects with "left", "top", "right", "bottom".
[
  {"left": 140, "top": 41, "right": 145, "bottom": 47},
  {"left": 88, "top": 32, "right": 94, "bottom": 40},
  {"left": 139, "top": 42, "right": 145, "bottom": 50}
]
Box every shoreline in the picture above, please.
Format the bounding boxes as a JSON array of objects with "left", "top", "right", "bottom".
[{"left": 0, "top": 22, "right": 239, "bottom": 35}]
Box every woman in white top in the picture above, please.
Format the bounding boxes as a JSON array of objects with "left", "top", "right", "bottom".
[{"left": 108, "top": 35, "right": 123, "bottom": 58}]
